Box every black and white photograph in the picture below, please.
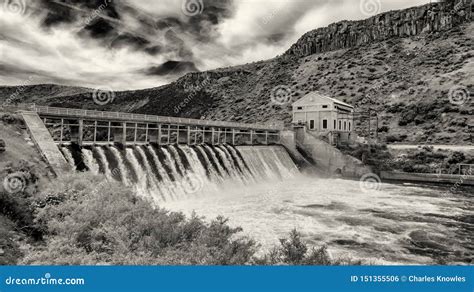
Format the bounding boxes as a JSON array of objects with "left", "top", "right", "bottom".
[{"left": 0, "top": 0, "right": 472, "bottom": 271}]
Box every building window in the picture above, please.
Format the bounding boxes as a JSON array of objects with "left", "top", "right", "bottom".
[
  {"left": 339, "top": 120, "right": 342, "bottom": 130},
  {"left": 322, "top": 105, "right": 328, "bottom": 109},
  {"left": 348, "top": 122, "right": 351, "bottom": 131},
  {"left": 334, "top": 120, "right": 336, "bottom": 130},
  {"left": 297, "top": 106, "right": 303, "bottom": 110},
  {"left": 322, "top": 119, "right": 328, "bottom": 129},
  {"left": 344, "top": 121, "right": 347, "bottom": 131},
  {"left": 309, "top": 120, "right": 315, "bottom": 130}
]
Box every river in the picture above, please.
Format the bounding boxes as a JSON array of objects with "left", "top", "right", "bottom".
[{"left": 162, "top": 175, "right": 473, "bottom": 265}]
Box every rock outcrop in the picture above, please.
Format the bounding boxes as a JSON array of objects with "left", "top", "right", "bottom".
[{"left": 285, "top": 0, "right": 472, "bottom": 58}]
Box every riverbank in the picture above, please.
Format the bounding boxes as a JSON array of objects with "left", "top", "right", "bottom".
[{"left": 380, "top": 171, "right": 474, "bottom": 186}]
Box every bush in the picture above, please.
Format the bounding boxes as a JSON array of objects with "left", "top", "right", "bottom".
[
  {"left": 0, "top": 161, "right": 41, "bottom": 239},
  {"left": 0, "top": 216, "right": 23, "bottom": 264},
  {"left": 24, "top": 173, "right": 257, "bottom": 265},
  {"left": 256, "top": 229, "right": 362, "bottom": 265},
  {"left": 447, "top": 151, "right": 465, "bottom": 164},
  {"left": 386, "top": 135, "right": 402, "bottom": 143},
  {"left": 1, "top": 113, "right": 24, "bottom": 125}
]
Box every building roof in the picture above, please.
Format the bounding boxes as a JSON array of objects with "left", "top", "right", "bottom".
[{"left": 293, "top": 92, "right": 354, "bottom": 108}]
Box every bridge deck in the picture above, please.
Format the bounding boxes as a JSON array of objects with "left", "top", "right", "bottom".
[{"left": 13, "top": 104, "right": 282, "bottom": 131}]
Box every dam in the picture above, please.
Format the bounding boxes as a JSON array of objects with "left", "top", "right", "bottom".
[{"left": 7, "top": 104, "right": 298, "bottom": 203}]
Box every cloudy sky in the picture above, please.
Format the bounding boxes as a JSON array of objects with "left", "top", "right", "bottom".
[{"left": 0, "top": 0, "right": 431, "bottom": 90}]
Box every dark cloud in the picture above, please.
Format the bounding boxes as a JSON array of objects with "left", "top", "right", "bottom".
[{"left": 145, "top": 61, "right": 198, "bottom": 76}]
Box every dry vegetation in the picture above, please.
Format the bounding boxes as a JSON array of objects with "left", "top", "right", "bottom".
[{"left": 1, "top": 24, "right": 472, "bottom": 145}]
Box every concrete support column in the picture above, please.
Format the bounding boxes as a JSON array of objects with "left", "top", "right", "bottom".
[
  {"left": 194, "top": 127, "right": 198, "bottom": 144},
  {"left": 158, "top": 124, "right": 162, "bottom": 145},
  {"left": 187, "top": 126, "right": 191, "bottom": 144},
  {"left": 107, "top": 121, "right": 111, "bottom": 143},
  {"left": 93, "top": 120, "right": 97, "bottom": 144},
  {"left": 78, "top": 119, "right": 83, "bottom": 146},
  {"left": 145, "top": 124, "right": 149, "bottom": 143},
  {"left": 134, "top": 123, "right": 138, "bottom": 143},
  {"left": 232, "top": 129, "right": 236, "bottom": 145},
  {"left": 60, "top": 118, "right": 64, "bottom": 144}
]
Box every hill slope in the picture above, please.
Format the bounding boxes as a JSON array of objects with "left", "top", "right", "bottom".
[{"left": 0, "top": 1, "right": 472, "bottom": 144}]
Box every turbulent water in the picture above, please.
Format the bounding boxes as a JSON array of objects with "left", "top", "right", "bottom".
[
  {"left": 163, "top": 177, "right": 473, "bottom": 265},
  {"left": 60, "top": 144, "right": 473, "bottom": 265}
]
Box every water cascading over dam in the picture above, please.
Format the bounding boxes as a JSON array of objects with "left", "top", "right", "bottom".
[{"left": 60, "top": 144, "right": 299, "bottom": 203}]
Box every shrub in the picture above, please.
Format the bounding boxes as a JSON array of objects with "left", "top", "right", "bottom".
[
  {"left": 256, "top": 229, "right": 362, "bottom": 265},
  {"left": 24, "top": 173, "right": 257, "bottom": 265},
  {"left": 0, "top": 161, "right": 41, "bottom": 239},
  {"left": 386, "top": 135, "right": 402, "bottom": 143},
  {"left": 0, "top": 216, "right": 23, "bottom": 264},
  {"left": 447, "top": 151, "right": 465, "bottom": 164}
]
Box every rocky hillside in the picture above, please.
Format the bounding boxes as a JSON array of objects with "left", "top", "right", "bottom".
[{"left": 0, "top": 0, "right": 472, "bottom": 144}]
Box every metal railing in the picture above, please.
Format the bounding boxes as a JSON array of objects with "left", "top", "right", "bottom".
[{"left": 9, "top": 103, "right": 283, "bottom": 131}]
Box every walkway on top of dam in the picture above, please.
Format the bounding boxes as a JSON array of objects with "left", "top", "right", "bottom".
[
  {"left": 14, "top": 104, "right": 283, "bottom": 131},
  {"left": 6, "top": 104, "right": 283, "bottom": 147}
]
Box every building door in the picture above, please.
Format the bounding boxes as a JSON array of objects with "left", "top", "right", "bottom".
[{"left": 309, "top": 120, "right": 315, "bottom": 130}]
